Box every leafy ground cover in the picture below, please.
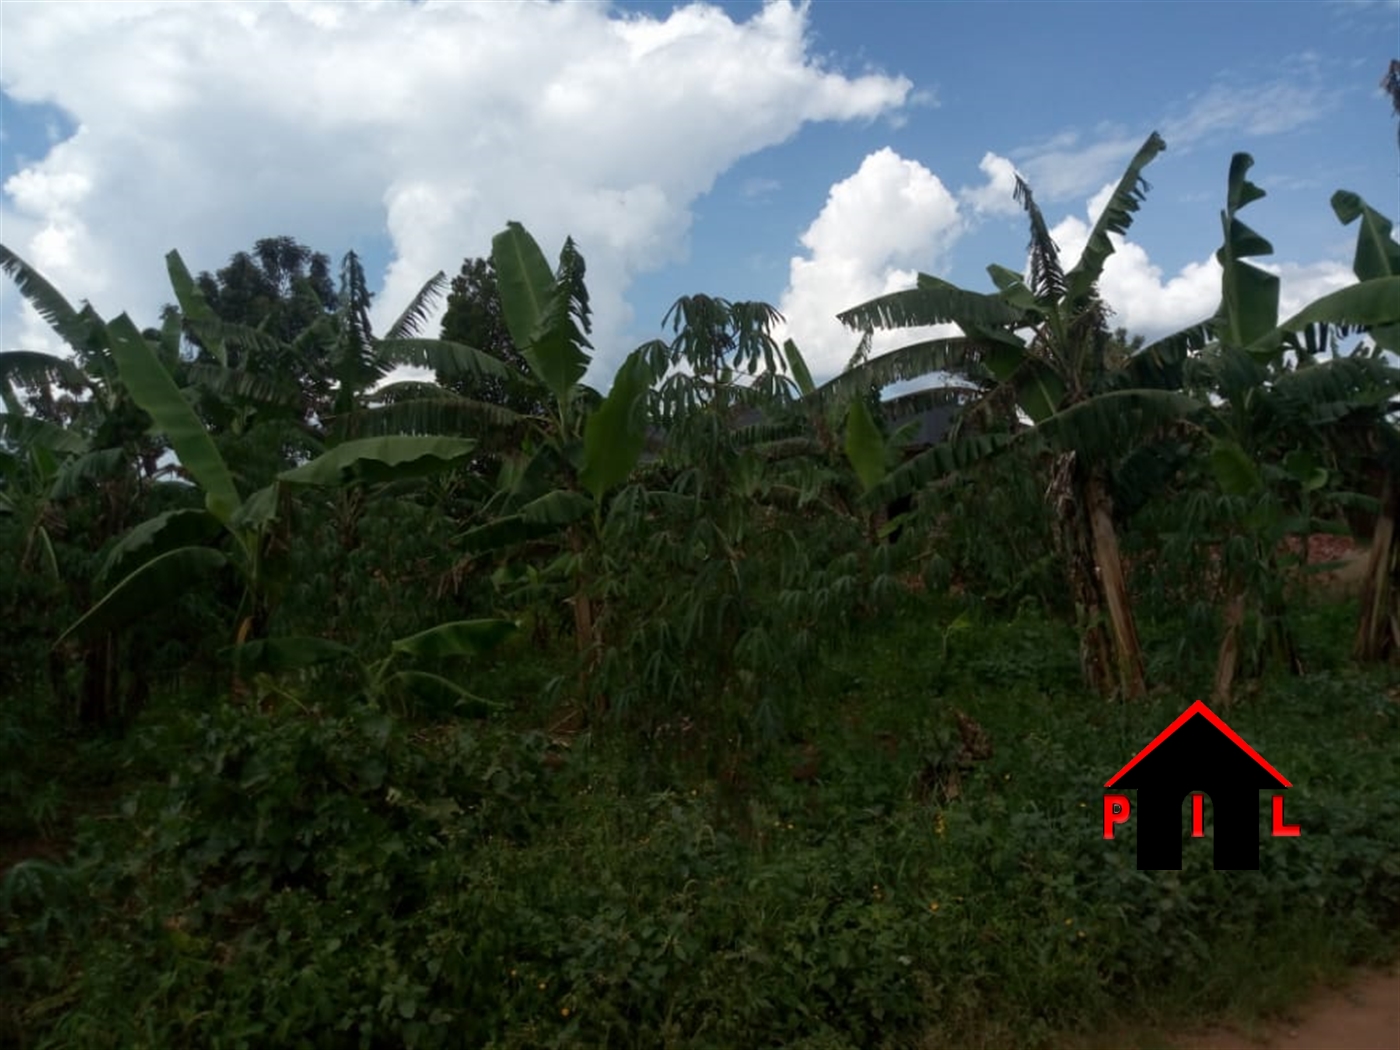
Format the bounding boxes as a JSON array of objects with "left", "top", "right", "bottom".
[{"left": 3, "top": 595, "right": 1397, "bottom": 1049}]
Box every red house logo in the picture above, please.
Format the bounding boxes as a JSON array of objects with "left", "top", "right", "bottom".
[{"left": 1103, "top": 701, "right": 1300, "bottom": 870}]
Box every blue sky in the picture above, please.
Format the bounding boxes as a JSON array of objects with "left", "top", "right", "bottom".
[{"left": 2, "top": 0, "right": 1398, "bottom": 385}]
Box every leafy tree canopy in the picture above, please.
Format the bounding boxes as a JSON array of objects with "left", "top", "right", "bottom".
[
  {"left": 439, "top": 256, "right": 545, "bottom": 416},
  {"left": 195, "top": 236, "right": 338, "bottom": 349}
]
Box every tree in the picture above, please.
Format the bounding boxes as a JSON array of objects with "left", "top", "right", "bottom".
[
  {"left": 183, "top": 236, "right": 343, "bottom": 450},
  {"left": 195, "top": 236, "right": 338, "bottom": 347},
  {"left": 439, "top": 257, "right": 543, "bottom": 415},
  {"left": 455, "top": 224, "right": 656, "bottom": 677}
]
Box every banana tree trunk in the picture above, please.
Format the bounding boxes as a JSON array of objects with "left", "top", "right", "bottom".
[
  {"left": 1355, "top": 471, "right": 1399, "bottom": 661},
  {"left": 1212, "top": 536, "right": 1305, "bottom": 704},
  {"left": 567, "top": 525, "right": 604, "bottom": 713},
  {"left": 1047, "top": 452, "right": 1146, "bottom": 699},
  {"left": 76, "top": 634, "right": 120, "bottom": 727},
  {"left": 1212, "top": 590, "right": 1246, "bottom": 706},
  {"left": 1085, "top": 468, "right": 1147, "bottom": 699}
]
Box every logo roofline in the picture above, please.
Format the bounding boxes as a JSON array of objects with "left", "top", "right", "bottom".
[{"left": 1104, "top": 700, "right": 1291, "bottom": 789}]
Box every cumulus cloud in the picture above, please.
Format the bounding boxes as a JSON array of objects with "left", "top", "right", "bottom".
[
  {"left": 775, "top": 148, "right": 964, "bottom": 381},
  {"left": 0, "top": 0, "right": 911, "bottom": 375},
  {"left": 1051, "top": 208, "right": 1222, "bottom": 338},
  {"left": 1265, "top": 259, "right": 1358, "bottom": 320},
  {"left": 958, "top": 152, "right": 1021, "bottom": 217}
]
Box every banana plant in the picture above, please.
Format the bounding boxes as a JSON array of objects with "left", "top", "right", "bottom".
[
  {"left": 1, "top": 246, "right": 190, "bottom": 723},
  {"left": 824, "top": 132, "right": 1210, "bottom": 699},
  {"left": 232, "top": 617, "right": 518, "bottom": 710},
  {"left": 840, "top": 393, "right": 936, "bottom": 540},
  {"left": 456, "top": 224, "right": 658, "bottom": 685},
  {"left": 1196, "top": 157, "right": 1400, "bottom": 697},
  {"left": 1330, "top": 190, "right": 1400, "bottom": 661},
  {"left": 0, "top": 247, "right": 171, "bottom": 501},
  {"left": 54, "top": 307, "right": 483, "bottom": 664}
]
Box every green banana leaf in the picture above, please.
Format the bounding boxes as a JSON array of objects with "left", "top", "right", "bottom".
[
  {"left": 106, "top": 313, "right": 242, "bottom": 524},
  {"left": 58, "top": 546, "right": 229, "bottom": 644},
  {"left": 844, "top": 397, "right": 887, "bottom": 494},
  {"left": 390, "top": 618, "right": 518, "bottom": 660},
  {"left": 278, "top": 435, "right": 477, "bottom": 487},
  {"left": 580, "top": 349, "right": 654, "bottom": 501},
  {"left": 1332, "top": 191, "right": 1400, "bottom": 281},
  {"left": 166, "top": 250, "right": 226, "bottom": 366},
  {"left": 97, "top": 508, "right": 221, "bottom": 589},
  {"left": 492, "top": 223, "right": 589, "bottom": 405},
  {"left": 783, "top": 339, "right": 817, "bottom": 398},
  {"left": 1214, "top": 154, "right": 1279, "bottom": 350}
]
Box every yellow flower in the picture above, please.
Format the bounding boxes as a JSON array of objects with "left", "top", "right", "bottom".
[
  {"left": 1064, "top": 918, "right": 1074, "bottom": 926},
  {"left": 561, "top": 1007, "right": 571, "bottom": 1018},
  {"left": 538, "top": 981, "right": 547, "bottom": 990},
  {"left": 929, "top": 901, "right": 940, "bottom": 912},
  {"left": 509, "top": 969, "right": 517, "bottom": 978},
  {"left": 1077, "top": 930, "right": 1086, "bottom": 939}
]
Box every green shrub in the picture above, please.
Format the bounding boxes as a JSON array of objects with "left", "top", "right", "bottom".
[{"left": 5, "top": 606, "right": 1397, "bottom": 1049}]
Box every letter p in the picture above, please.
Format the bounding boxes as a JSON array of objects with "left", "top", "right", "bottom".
[{"left": 1103, "top": 794, "right": 1131, "bottom": 839}]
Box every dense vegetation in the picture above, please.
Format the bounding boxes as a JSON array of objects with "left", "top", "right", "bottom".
[{"left": 3, "top": 137, "right": 1399, "bottom": 1048}]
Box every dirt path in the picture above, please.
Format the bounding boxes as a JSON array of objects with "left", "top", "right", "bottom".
[{"left": 1175, "top": 968, "right": 1400, "bottom": 1050}]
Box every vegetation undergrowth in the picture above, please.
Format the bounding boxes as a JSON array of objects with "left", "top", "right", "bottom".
[{"left": 4, "top": 597, "right": 1397, "bottom": 1050}]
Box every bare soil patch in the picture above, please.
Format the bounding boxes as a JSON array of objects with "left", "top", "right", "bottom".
[
  {"left": 1175, "top": 967, "right": 1400, "bottom": 1050},
  {"left": 1069, "top": 964, "right": 1399, "bottom": 1050}
]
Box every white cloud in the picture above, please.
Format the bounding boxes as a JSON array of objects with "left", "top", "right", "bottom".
[
  {"left": 776, "top": 148, "right": 963, "bottom": 381},
  {"left": 741, "top": 177, "right": 783, "bottom": 201},
  {"left": 1047, "top": 207, "right": 1220, "bottom": 339},
  {"left": 1264, "top": 259, "right": 1358, "bottom": 320},
  {"left": 1048, "top": 197, "right": 1358, "bottom": 342},
  {"left": 1085, "top": 182, "right": 1117, "bottom": 227},
  {"left": 774, "top": 138, "right": 1377, "bottom": 396},
  {"left": 1012, "top": 130, "right": 1146, "bottom": 204},
  {"left": 988, "top": 70, "right": 1336, "bottom": 209},
  {"left": 0, "top": 0, "right": 911, "bottom": 377},
  {"left": 1161, "top": 78, "right": 1335, "bottom": 147},
  {"left": 958, "top": 152, "right": 1021, "bottom": 217}
]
